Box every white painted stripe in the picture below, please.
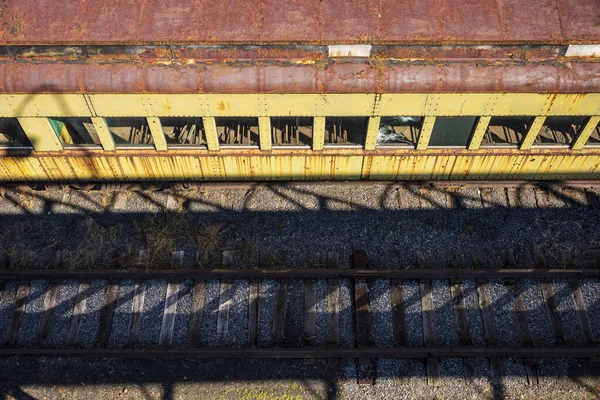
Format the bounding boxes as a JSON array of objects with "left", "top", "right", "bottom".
[
  {"left": 565, "top": 45, "right": 600, "bottom": 57},
  {"left": 328, "top": 44, "right": 372, "bottom": 58}
]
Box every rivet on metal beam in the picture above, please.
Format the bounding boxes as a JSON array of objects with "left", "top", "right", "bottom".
[
  {"left": 313, "top": 117, "right": 326, "bottom": 151},
  {"left": 416, "top": 117, "right": 436, "bottom": 150},
  {"left": 91, "top": 117, "right": 116, "bottom": 151},
  {"left": 258, "top": 117, "right": 272, "bottom": 151},
  {"left": 364, "top": 117, "right": 381, "bottom": 151},
  {"left": 203, "top": 117, "right": 220, "bottom": 151}
]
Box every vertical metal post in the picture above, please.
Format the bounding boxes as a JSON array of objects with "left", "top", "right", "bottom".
[
  {"left": 258, "top": 116, "right": 272, "bottom": 151},
  {"left": 520, "top": 116, "right": 546, "bottom": 150},
  {"left": 203, "top": 117, "right": 220, "bottom": 151},
  {"left": 364, "top": 116, "right": 381, "bottom": 150},
  {"left": 416, "top": 116, "right": 436, "bottom": 150},
  {"left": 468, "top": 116, "right": 492, "bottom": 150},
  {"left": 313, "top": 117, "right": 325, "bottom": 150},
  {"left": 147, "top": 117, "right": 168, "bottom": 151},
  {"left": 17, "top": 117, "right": 63, "bottom": 151},
  {"left": 571, "top": 116, "right": 600, "bottom": 150},
  {"left": 91, "top": 117, "right": 115, "bottom": 151}
]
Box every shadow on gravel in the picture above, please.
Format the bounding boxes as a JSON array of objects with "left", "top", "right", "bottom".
[
  {"left": 0, "top": 183, "right": 598, "bottom": 270},
  {"left": 0, "top": 358, "right": 599, "bottom": 400},
  {"left": 0, "top": 184, "right": 599, "bottom": 399}
]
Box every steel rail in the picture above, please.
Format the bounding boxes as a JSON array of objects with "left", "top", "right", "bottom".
[
  {"left": 0, "top": 347, "right": 598, "bottom": 359},
  {"left": 1, "top": 268, "right": 599, "bottom": 281}
]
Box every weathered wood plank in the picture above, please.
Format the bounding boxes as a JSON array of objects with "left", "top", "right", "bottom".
[
  {"left": 450, "top": 280, "right": 471, "bottom": 346},
  {"left": 273, "top": 281, "right": 287, "bottom": 344},
  {"left": 159, "top": 281, "right": 179, "bottom": 347},
  {"left": 390, "top": 279, "right": 407, "bottom": 346},
  {"left": 216, "top": 280, "right": 232, "bottom": 347},
  {"left": 569, "top": 279, "right": 596, "bottom": 344},
  {"left": 326, "top": 279, "right": 340, "bottom": 347},
  {"left": 420, "top": 280, "right": 437, "bottom": 347},
  {"left": 187, "top": 279, "right": 206, "bottom": 347},
  {"left": 67, "top": 282, "right": 89, "bottom": 345},
  {"left": 127, "top": 281, "right": 146, "bottom": 347},
  {"left": 476, "top": 278, "right": 502, "bottom": 385},
  {"left": 96, "top": 281, "right": 119, "bottom": 347},
  {"left": 420, "top": 279, "right": 440, "bottom": 387},
  {"left": 35, "top": 281, "right": 61, "bottom": 347},
  {"left": 354, "top": 279, "right": 372, "bottom": 385},
  {"left": 506, "top": 187, "right": 520, "bottom": 207},
  {"left": 540, "top": 281, "right": 565, "bottom": 345},
  {"left": 5, "top": 282, "right": 30, "bottom": 346}
]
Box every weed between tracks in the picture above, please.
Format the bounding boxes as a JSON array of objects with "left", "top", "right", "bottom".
[{"left": 0, "top": 216, "right": 225, "bottom": 270}]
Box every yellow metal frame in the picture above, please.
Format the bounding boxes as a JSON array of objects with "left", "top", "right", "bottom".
[
  {"left": 312, "top": 117, "right": 325, "bottom": 151},
  {"left": 416, "top": 117, "right": 436, "bottom": 150},
  {"left": 468, "top": 116, "right": 492, "bottom": 150},
  {"left": 147, "top": 117, "right": 168, "bottom": 151},
  {"left": 16, "top": 117, "right": 63, "bottom": 151},
  {"left": 2, "top": 93, "right": 599, "bottom": 118},
  {"left": 520, "top": 116, "right": 547, "bottom": 150},
  {"left": 364, "top": 117, "right": 381, "bottom": 150},
  {"left": 258, "top": 117, "right": 272, "bottom": 151},
  {"left": 202, "top": 117, "right": 220, "bottom": 151},
  {"left": 91, "top": 117, "right": 115, "bottom": 151},
  {"left": 572, "top": 116, "right": 600, "bottom": 150},
  {"left": 2, "top": 92, "right": 600, "bottom": 182}
]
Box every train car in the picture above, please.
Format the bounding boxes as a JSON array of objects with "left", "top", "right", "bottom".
[{"left": 0, "top": 0, "right": 598, "bottom": 182}]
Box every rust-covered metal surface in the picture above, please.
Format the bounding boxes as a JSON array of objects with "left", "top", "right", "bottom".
[
  {"left": 0, "top": 57, "right": 599, "bottom": 94},
  {"left": 1, "top": 0, "right": 599, "bottom": 45}
]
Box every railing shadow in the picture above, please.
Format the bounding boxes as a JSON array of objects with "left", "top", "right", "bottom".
[{"left": 0, "top": 183, "right": 599, "bottom": 398}]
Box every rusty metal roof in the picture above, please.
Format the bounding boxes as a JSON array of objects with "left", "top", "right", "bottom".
[{"left": 0, "top": 0, "right": 599, "bottom": 45}]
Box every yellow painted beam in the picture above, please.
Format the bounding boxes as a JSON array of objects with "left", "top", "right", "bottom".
[
  {"left": 520, "top": 116, "right": 546, "bottom": 150},
  {"left": 17, "top": 117, "right": 63, "bottom": 151},
  {"left": 364, "top": 117, "right": 381, "bottom": 150},
  {"left": 202, "top": 117, "right": 220, "bottom": 151},
  {"left": 0, "top": 94, "right": 91, "bottom": 117},
  {"left": 1, "top": 93, "right": 599, "bottom": 118},
  {"left": 468, "top": 116, "right": 492, "bottom": 150},
  {"left": 416, "top": 116, "right": 436, "bottom": 150},
  {"left": 571, "top": 116, "right": 600, "bottom": 150},
  {"left": 258, "top": 117, "right": 272, "bottom": 151},
  {"left": 312, "top": 117, "right": 325, "bottom": 150},
  {"left": 147, "top": 117, "right": 168, "bottom": 151},
  {"left": 91, "top": 117, "right": 115, "bottom": 151}
]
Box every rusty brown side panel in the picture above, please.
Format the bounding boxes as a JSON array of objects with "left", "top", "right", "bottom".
[
  {"left": 0, "top": 60, "right": 599, "bottom": 94},
  {"left": 0, "top": 0, "right": 598, "bottom": 45}
]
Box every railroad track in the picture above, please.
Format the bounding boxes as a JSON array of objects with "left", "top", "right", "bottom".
[{"left": 1, "top": 261, "right": 600, "bottom": 386}]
